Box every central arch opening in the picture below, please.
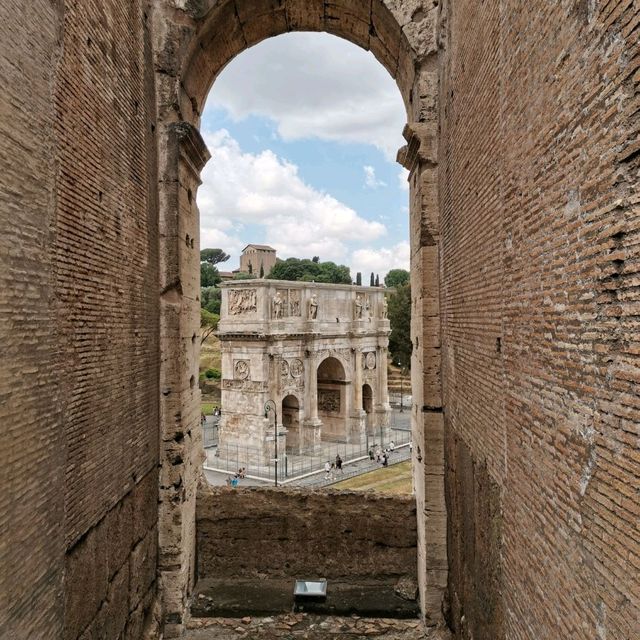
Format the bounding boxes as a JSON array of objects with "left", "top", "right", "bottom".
[{"left": 317, "top": 356, "right": 349, "bottom": 443}]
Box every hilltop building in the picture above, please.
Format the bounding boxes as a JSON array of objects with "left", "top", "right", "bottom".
[{"left": 237, "top": 243, "right": 277, "bottom": 277}]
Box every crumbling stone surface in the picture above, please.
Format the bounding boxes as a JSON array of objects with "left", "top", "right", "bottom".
[
  {"left": 184, "top": 614, "right": 451, "bottom": 639},
  {"left": 197, "top": 485, "right": 418, "bottom": 582}
]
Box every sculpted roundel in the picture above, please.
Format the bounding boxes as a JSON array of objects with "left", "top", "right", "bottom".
[
  {"left": 234, "top": 360, "right": 249, "bottom": 380},
  {"left": 365, "top": 352, "right": 376, "bottom": 370},
  {"left": 290, "top": 359, "right": 303, "bottom": 378}
]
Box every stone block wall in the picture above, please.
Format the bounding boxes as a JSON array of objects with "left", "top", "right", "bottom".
[
  {"left": 196, "top": 485, "right": 418, "bottom": 582},
  {"left": 439, "top": 1, "right": 640, "bottom": 638}
]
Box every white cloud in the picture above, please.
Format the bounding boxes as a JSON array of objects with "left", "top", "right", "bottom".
[
  {"left": 398, "top": 168, "right": 410, "bottom": 191},
  {"left": 364, "top": 166, "right": 386, "bottom": 189},
  {"left": 207, "top": 33, "right": 406, "bottom": 160},
  {"left": 351, "top": 242, "right": 410, "bottom": 281},
  {"left": 198, "top": 130, "right": 386, "bottom": 266}
]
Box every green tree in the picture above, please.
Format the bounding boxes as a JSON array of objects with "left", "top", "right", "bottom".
[
  {"left": 384, "top": 268, "right": 410, "bottom": 289},
  {"left": 200, "top": 248, "right": 230, "bottom": 265},
  {"left": 356, "top": 272, "right": 362, "bottom": 286},
  {"left": 370, "top": 272, "right": 375, "bottom": 287},
  {"left": 375, "top": 274, "right": 380, "bottom": 287},
  {"left": 200, "top": 262, "right": 221, "bottom": 287},
  {"left": 201, "top": 286, "right": 221, "bottom": 313},
  {"left": 200, "top": 308, "right": 219, "bottom": 344},
  {"left": 268, "top": 257, "right": 351, "bottom": 284},
  {"left": 232, "top": 272, "right": 257, "bottom": 280},
  {"left": 387, "top": 283, "right": 412, "bottom": 369}
]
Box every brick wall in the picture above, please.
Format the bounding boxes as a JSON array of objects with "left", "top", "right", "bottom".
[
  {"left": 197, "top": 485, "right": 418, "bottom": 582},
  {"left": 0, "top": 2, "right": 64, "bottom": 638},
  {"left": 54, "top": 0, "right": 160, "bottom": 638},
  {"left": 439, "top": 1, "right": 640, "bottom": 638}
]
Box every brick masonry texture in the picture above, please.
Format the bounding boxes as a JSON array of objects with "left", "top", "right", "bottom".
[
  {"left": 55, "top": 0, "right": 160, "bottom": 550},
  {"left": 196, "top": 485, "right": 418, "bottom": 581},
  {"left": 0, "top": 2, "right": 65, "bottom": 638},
  {"left": 52, "top": 0, "right": 161, "bottom": 637},
  {"left": 439, "top": 1, "right": 639, "bottom": 638}
]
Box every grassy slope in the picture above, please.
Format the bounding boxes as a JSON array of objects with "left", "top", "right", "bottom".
[
  {"left": 332, "top": 461, "right": 413, "bottom": 495},
  {"left": 200, "top": 335, "right": 222, "bottom": 411},
  {"left": 200, "top": 335, "right": 222, "bottom": 372}
]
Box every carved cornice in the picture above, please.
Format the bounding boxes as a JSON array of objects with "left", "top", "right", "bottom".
[
  {"left": 397, "top": 122, "right": 437, "bottom": 174},
  {"left": 171, "top": 121, "right": 211, "bottom": 182}
]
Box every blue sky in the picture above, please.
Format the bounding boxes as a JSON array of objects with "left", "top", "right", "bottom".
[{"left": 198, "top": 33, "right": 409, "bottom": 280}]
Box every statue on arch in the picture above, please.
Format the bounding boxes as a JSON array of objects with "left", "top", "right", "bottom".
[
  {"left": 309, "top": 294, "right": 318, "bottom": 320},
  {"left": 273, "top": 291, "right": 284, "bottom": 319}
]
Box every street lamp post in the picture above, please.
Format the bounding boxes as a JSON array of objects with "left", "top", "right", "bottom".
[{"left": 264, "top": 400, "right": 279, "bottom": 487}]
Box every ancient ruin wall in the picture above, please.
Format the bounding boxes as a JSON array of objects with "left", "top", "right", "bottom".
[
  {"left": 439, "top": 2, "right": 639, "bottom": 639},
  {"left": 54, "top": 1, "right": 161, "bottom": 638},
  {"left": 197, "top": 485, "right": 418, "bottom": 582},
  {"left": 0, "top": 2, "right": 64, "bottom": 638}
]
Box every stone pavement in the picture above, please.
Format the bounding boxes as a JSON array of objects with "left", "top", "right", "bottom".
[{"left": 185, "top": 614, "right": 452, "bottom": 639}]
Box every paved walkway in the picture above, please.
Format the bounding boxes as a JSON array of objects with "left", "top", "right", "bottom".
[{"left": 203, "top": 446, "right": 412, "bottom": 489}]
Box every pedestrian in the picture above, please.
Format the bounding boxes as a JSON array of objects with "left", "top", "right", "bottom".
[
  {"left": 368, "top": 448, "right": 374, "bottom": 461},
  {"left": 390, "top": 440, "right": 395, "bottom": 452},
  {"left": 336, "top": 454, "right": 343, "bottom": 473},
  {"left": 324, "top": 461, "right": 331, "bottom": 479},
  {"left": 382, "top": 453, "right": 388, "bottom": 467}
]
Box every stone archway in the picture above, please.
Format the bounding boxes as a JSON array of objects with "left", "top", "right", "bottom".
[
  {"left": 282, "top": 394, "right": 301, "bottom": 454},
  {"left": 317, "top": 356, "right": 349, "bottom": 442},
  {"left": 363, "top": 382, "right": 374, "bottom": 439},
  {"left": 152, "top": 1, "right": 445, "bottom": 634}
]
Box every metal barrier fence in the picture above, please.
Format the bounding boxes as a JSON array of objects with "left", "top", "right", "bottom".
[{"left": 203, "top": 422, "right": 412, "bottom": 484}]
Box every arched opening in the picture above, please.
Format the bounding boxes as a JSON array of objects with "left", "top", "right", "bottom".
[
  {"left": 153, "top": 1, "right": 446, "bottom": 632},
  {"left": 363, "top": 382, "right": 374, "bottom": 440},
  {"left": 282, "top": 394, "right": 300, "bottom": 454},
  {"left": 317, "top": 356, "right": 349, "bottom": 442}
]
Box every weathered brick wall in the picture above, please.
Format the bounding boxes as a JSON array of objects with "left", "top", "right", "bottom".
[
  {"left": 197, "top": 485, "right": 418, "bottom": 582},
  {"left": 0, "top": 2, "right": 65, "bottom": 638},
  {"left": 439, "top": 1, "right": 639, "bottom": 638},
  {"left": 54, "top": 0, "right": 160, "bottom": 638}
]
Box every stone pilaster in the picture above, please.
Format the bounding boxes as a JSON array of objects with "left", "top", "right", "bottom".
[
  {"left": 398, "top": 105, "right": 447, "bottom": 624},
  {"left": 158, "top": 121, "right": 210, "bottom": 638}
]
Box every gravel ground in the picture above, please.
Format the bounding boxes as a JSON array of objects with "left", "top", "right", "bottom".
[{"left": 185, "top": 613, "right": 452, "bottom": 639}]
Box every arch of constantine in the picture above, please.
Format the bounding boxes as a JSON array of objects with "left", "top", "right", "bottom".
[{"left": 217, "top": 281, "right": 391, "bottom": 468}]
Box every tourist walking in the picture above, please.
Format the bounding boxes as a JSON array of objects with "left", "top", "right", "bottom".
[
  {"left": 335, "top": 454, "right": 343, "bottom": 473},
  {"left": 324, "top": 461, "right": 331, "bottom": 479}
]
